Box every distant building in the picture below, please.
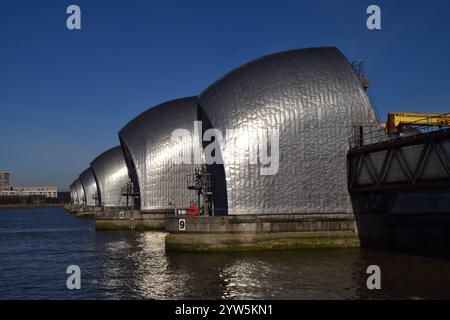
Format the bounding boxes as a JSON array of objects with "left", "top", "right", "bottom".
[
  {"left": 0, "top": 172, "right": 57, "bottom": 198},
  {"left": 13, "top": 187, "right": 58, "bottom": 198},
  {"left": 0, "top": 172, "right": 11, "bottom": 191},
  {"left": 0, "top": 186, "right": 58, "bottom": 198},
  {"left": 0, "top": 189, "right": 16, "bottom": 196}
]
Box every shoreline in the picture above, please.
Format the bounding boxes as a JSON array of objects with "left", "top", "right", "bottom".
[{"left": 0, "top": 204, "right": 67, "bottom": 209}]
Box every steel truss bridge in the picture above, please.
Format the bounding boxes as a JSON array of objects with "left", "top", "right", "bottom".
[{"left": 348, "top": 128, "right": 450, "bottom": 193}]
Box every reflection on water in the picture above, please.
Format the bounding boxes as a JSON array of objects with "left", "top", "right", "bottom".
[
  {"left": 221, "top": 260, "right": 273, "bottom": 299},
  {"left": 128, "top": 232, "right": 192, "bottom": 299},
  {"left": 1, "top": 208, "right": 450, "bottom": 299}
]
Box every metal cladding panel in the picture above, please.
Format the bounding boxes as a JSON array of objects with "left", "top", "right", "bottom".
[
  {"left": 90, "top": 146, "right": 129, "bottom": 208},
  {"left": 198, "top": 47, "right": 381, "bottom": 215},
  {"left": 79, "top": 168, "right": 98, "bottom": 207},
  {"left": 73, "top": 179, "right": 85, "bottom": 206},
  {"left": 72, "top": 182, "right": 80, "bottom": 205},
  {"left": 69, "top": 183, "right": 77, "bottom": 204},
  {"left": 119, "top": 97, "right": 201, "bottom": 211}
]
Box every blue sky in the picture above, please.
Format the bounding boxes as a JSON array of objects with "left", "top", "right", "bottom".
[{"left": 1, "top": 0, "right": 449, "bottom": 190}]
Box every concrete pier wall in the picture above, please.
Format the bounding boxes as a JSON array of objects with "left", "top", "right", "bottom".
[
  {"left": 95, "top": 210, "right": 166, "bottom": 230},
  {"left": 165, "top": 214, "right": 359, "bottom": 251},
  {"left": 165, "top": 214, "right": 357, "bottom": 233},
  {"left": 66, "top": 205, "right": 360, "bottom": 251},
  {"left": 65, "top": 205, "right": 100, "bottom": 217}
]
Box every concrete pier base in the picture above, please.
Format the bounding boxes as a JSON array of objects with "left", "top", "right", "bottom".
[
  {"left": 64, "top": 205, "right": 99, "bottom": 218},
  {"left": 76, "top": 211, "right": 96, "bottom": 218},
  {"left": 166, "top": 231, "right": 359, "bottom": 252},
  {"left": 95, "top": 210, "right": 166, "bottom": 231},
  {"left": 64, "top": 204, "right": 80, "bottom": 213},
  {"left": 165, "top": 214, "right": 359, "bottom": 252}
]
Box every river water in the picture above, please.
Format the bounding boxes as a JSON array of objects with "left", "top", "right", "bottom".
[{"left": 1, "top": 208, "right": 450, "bottom": 300}]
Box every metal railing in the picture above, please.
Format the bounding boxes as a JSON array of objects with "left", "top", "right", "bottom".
[{"left": 349, "top": 113, "right": 450, "bottom": 149}]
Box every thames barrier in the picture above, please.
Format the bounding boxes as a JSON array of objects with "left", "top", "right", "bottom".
[{"left": 66, "top": 47, "right": 450, "bottom": 254}]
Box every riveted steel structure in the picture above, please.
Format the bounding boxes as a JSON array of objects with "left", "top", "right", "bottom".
[
  {"left": 73, "top": 179, "right": 85, "bottom": 206},
  {"left": 90, "top": 146, "right": 129, "bottom": 208},
  {"left": 198, "top": 47, "right": 381, "bottom": 215},
  {"left": 79, "top": 167, "right": 99, "bottom": 207},
  {"left": 119, "top": 97, "right": 202, "bottom": 212}
]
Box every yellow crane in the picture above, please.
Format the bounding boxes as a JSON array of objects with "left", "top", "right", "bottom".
[{"left": 386, "top": 112, "right": 450, "bottom": 134}]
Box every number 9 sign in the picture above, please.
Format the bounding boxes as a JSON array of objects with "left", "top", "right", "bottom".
[{"left": 178, "top": 218, "right": 186, "bottom": 231}]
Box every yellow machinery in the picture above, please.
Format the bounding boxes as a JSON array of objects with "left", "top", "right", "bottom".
[{"left": 386, "top": 112, "right": 450, "bottom": 134}]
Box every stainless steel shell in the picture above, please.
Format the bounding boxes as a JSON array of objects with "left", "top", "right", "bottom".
[
  {"left": 73, "top": 179, "right": 85, "bottom": 206},
  {"left": 119, "top": 97, "right": 202, "bottom": 212},
  {"left": 90, "top": 146, "right": 129, "bottom": 208},
  {"left": 198, "top": 47, "right": 381, "bottom": 215},
  {"left": 69, "top": 183, "right": 77, "bottom": 204},
  {"left": 79, "top": 167, "right": 98, "bottom": 207}
]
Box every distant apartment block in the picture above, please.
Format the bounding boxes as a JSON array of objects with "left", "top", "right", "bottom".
[
  {"left": 0, "top": 172, "right": 57, "bottom": 198},
  {"left": 0, "top": 172, "right": 11, "bottom": 190}
]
